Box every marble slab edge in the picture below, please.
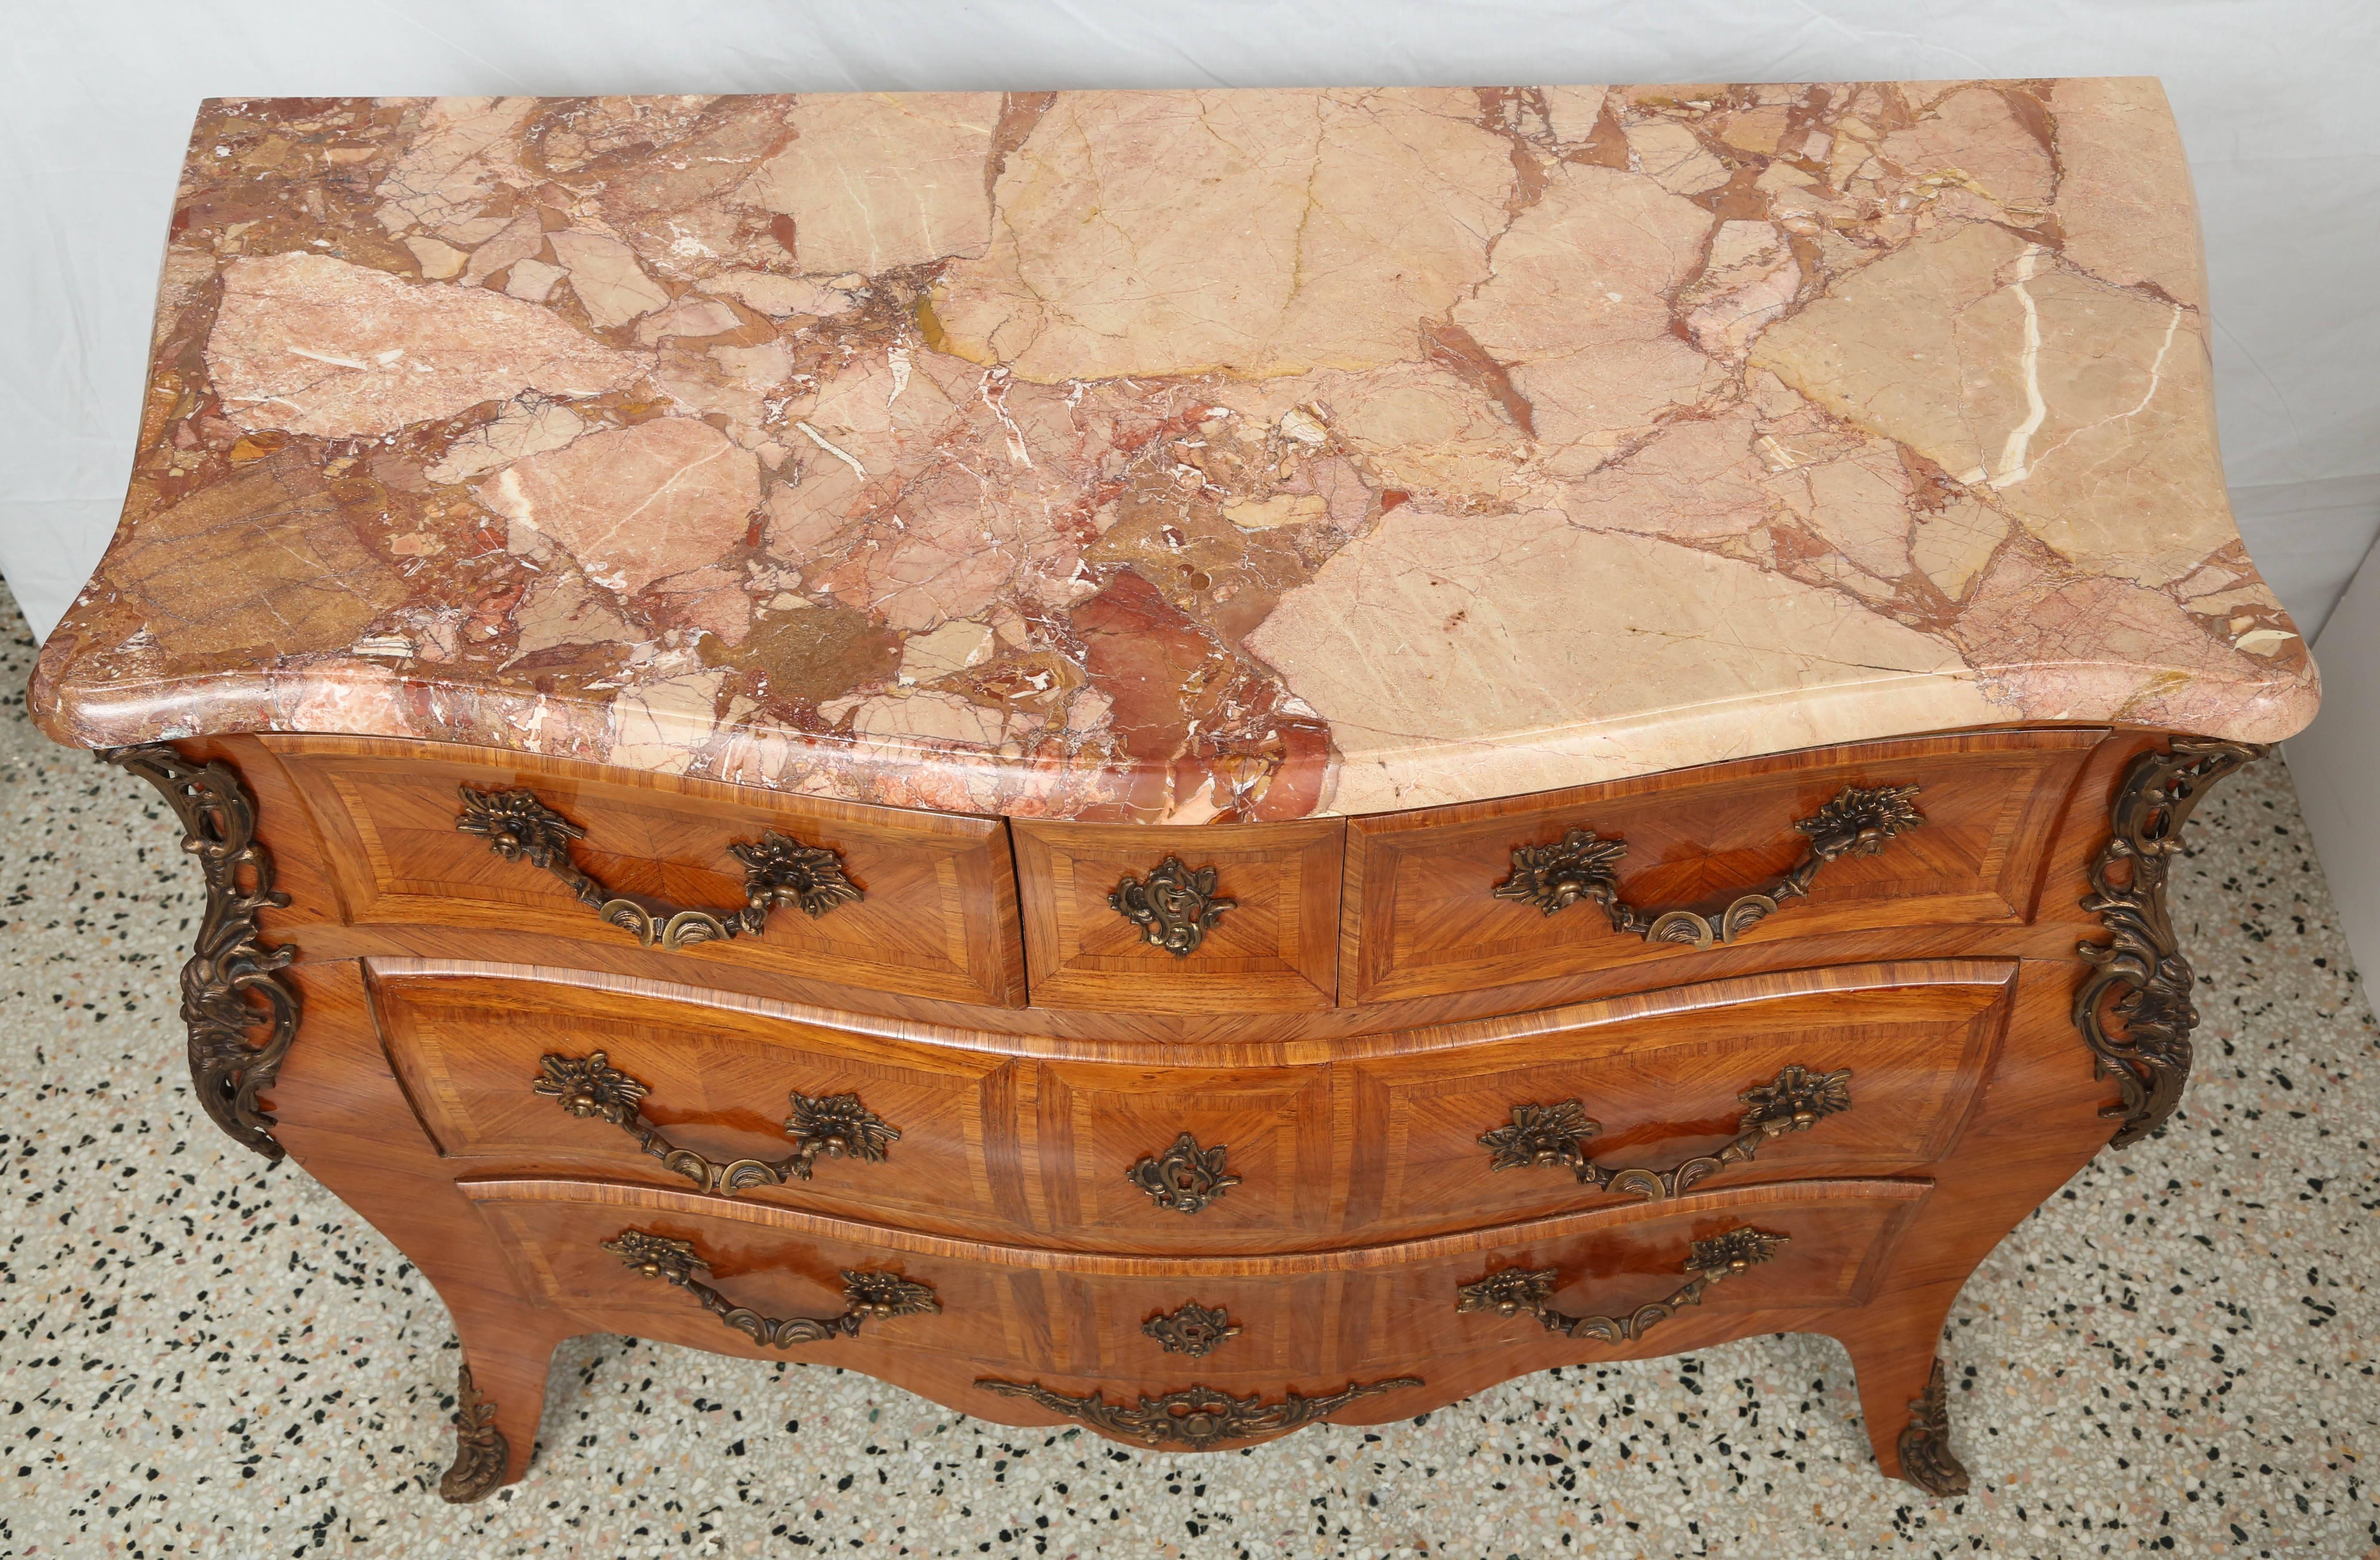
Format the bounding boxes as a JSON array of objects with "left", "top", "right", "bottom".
[{"left": 30, "top": 82, "right": 2318, "bottom": 822}]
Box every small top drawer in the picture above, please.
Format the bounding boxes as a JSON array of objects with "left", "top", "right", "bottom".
[
  {"left": 267, "top": 736, "right": 1026, "bottom": 1008},
  {"left": 1011, "top": 818, "right": 1344, "bottom": 1012},
  {"left": 1340, "top": 729, "right": 2101, "bottom": 1005}
]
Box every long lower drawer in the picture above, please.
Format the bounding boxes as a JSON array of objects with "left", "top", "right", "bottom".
[
  {"left": 387, "top": 960, "right": 2005, "bottom": 1253},
  {"left": 461, "top": 1173, "right": 1930, "bottom": 1446}
]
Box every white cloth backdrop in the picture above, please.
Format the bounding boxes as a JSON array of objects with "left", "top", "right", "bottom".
[{"left": 4, "top": 0, "right": 2376, "bottom": 644}]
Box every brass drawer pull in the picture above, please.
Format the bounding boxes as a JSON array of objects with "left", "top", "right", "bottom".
[
  {"left": 604, "top": 1228, "right": 938, "bottom": 1346},
  {"left": 456, "top": 784, "right": 860, "bottom": 950},
  {"left": 1127, "top": 1131, "right": 1241, "bottom": 1215},
  {"left": 1457, "top": 1226, "right": 1786, "bottom": 1342},
  {"left": 974, "top": 1375, "right": 1420, "bottom": 1450},
  {"left": 1479, "top": 1063, "right": 1852, "bottom": 1201},
  {"left": 1110, "top": 857, "right": 1234, "bottom": 956},
  {"left": 534, "top": 1051, "right": 899, "bottom": 1196},
  {"left": 1492, "top": 784, "right": 1923, "bottom": 949}
]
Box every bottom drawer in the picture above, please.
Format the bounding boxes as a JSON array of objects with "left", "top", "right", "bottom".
[{"left": 461, "top": 1174, "right": 1929, "bottom": 1447}]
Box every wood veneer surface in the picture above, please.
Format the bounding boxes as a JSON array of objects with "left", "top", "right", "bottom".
[
  {"left": 217, "top": 725, "right": 2146, "bottom": 1037},
  {"left": 368, "top": 958, "right": 2011, "bottom": 1253},
  {"left": 107, "top": 719, "right": 2227, "bottom": 1486}
]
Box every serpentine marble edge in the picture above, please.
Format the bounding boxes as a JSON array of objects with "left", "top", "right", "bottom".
[{"left": 29, "top": 82, "right": 2317, "bottom": 820}]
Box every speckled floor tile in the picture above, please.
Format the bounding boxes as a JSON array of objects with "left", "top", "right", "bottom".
[{"left": 0, "top": 578, "right": 2372, "bottom": 1559}]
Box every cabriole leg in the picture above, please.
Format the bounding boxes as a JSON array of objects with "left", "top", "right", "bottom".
[
  {"left": 1833, "top": 1295, "right": 1970, "bottom": 1496},
  {"left": 436, "top": 1303, "right": 566, "bottom": 1502}
]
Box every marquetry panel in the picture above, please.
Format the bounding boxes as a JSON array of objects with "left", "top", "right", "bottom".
[
  {"left": 1338, "top": 1181, "right": 1925, "bottom": 1372},
  {"left": 1029, "top": 1061, "right": 1338, "bottom": 1249},
  {"left": 1012, "top": 817, "right": 1344, "bottom": 1011},
  {"left": 1343, "top": 969, "right": 2010, "bottom": 1235},
  {"left": 372, "top": 972, "right": 1022, "bottom": 1236},
  {"left": 1341, "top": 728, "right": 2103, "bottom": 1004},
  {"left": 265, "top": 734, "right": 1025, "bottom": 1007},
  {"left": 456, "top": 1175, "right": 1929, "bottom": 1410}
]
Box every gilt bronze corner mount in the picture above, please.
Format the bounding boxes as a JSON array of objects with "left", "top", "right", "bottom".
[
  {"left": 100, "top": 744, "right": 301, "bottom": 1163},
  {"left": 2075, "top": 740, "right": 2264, "bottom": 1149}
]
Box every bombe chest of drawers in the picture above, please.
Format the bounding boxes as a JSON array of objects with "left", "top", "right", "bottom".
[{"left": 33, "top": 80, "right": 2316, "bottom": 1503}]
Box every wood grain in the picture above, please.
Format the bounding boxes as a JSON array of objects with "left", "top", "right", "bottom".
[
  {"left": 1341, "top": 728, "right": 2103, "bottom": 1004},
  {"left": 200, "top": 939, "right": 2130, "bottom": 1477},
  {"left": 262, "top": 960, "right": 567, "bottom": 1493},
  {"left": 363, "top": 957, "right": 2013, "bottom": 1253},
  {"left": 1011, "top": 817, "right": 1345, "bottom": 1011},
  {"left": 371, "top": 968, "right": 1026, "bottom": 1236},
  {"left": 264, "top": 734, "right": 1027, "bottom": 1008},
  {"left": 1338, "top": 974, "right": 2009, "bottom": 1236},
  {"left": 221, "top": 728, "right": 2159, "bottom": 1046},
  {"left": 458, "top": 1173, "right": 1930, "bottom": 1421},
  {"left": 122, "top": 721, "right": 2199, "bottom": 1489}
]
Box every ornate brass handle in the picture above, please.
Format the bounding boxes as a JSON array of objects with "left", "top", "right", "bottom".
[
  {"left": 1110, "top": 857, "right": 1234, "bottom": 956},
  {"left": 974, "top": 1376, "right": 1421, "bottom": 1450},
  {"left": 1456, "top": 1226, "right": 1786, "bottom": 1342},
  {"left": 604, "top": 1228, "right": 939, "bottom": 1346},
  {"left": 1492, "top": 784, "right": 1923, "bottom": 950},
  {"left": 1143, "top": 1302, "right": 1242, "bottom": 1357},
  {"left": 1126, "top": 1131, "right": 1241, "bottom": 1215},
  {"left": 456, "top": 784, "right": 859, "bottom": 950},
  {"left": 534, "top": 1051, "right": 899, "bottom": 1196},
  {"left": 1478, "top": 1063, "right": 1852, "bottom": 1201}
]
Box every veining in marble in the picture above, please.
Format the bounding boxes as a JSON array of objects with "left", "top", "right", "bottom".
[{"left": 31, "top": 82, "right": 2317, "bottom": 819}]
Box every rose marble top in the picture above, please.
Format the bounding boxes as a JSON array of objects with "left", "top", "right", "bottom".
[{"left": 31, "top": 83, "right": 2317, "bottom": 821}]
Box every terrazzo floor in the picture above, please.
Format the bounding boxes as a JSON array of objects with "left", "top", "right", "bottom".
[{"left": 0, "top": 578, "right": 2372, "bottom": 1559}]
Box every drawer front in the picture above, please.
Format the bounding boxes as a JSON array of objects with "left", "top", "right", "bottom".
[
  {"left": 1343, "top": 970, "right": 2008, "bottom": 1237},
  {"left": 375, "top": 973, "right": 1024, "bottom": 1236},
  {"left": 1012, "top": 818, "right": 1344, "bottom": 1012},
  {"left": 1341, "top": 729, "right": 2102, "bottom": 1004},
  {"left": 1031, "top": 1060, "right": 1338, "bottom": 1243},
  {"left": 384, "top": 959, "right": 2004, "bottom": 1254},
  {"left": 269, "top": 736, "right": 1025, "bottom": 1007},
  {"left": 460, "top": 1174, "right": 1928, "bottom": 1436}
]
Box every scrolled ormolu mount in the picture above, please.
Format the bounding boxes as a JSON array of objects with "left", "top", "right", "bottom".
[
  {"left": 1126, "top": 1131, "right": 1242, "bottom": 1215},
  {"left": 455, "top": 784, "right": 859, "bottom": 951},
  {"left": 1109, "top": 856, "right": 1235, "bottom": 956},
  {"left": 1142, "top": 1302, "right": 1242, "bottom": 1358},
  {"left": 533, "top": 1051, "right": 899, "bottom": 1195},
  {"left": 100, "top": 744, "right": 302, "bottom": 1162},
  {"left": 436, "top": 1361, "right": 509, "bottom": 1504},
  {"left": 602, "top": 1228, "right": 939, "bottom": 1347},
  {"left": 1896, "top": 1357, "right": 1971, "bottom": 1496},
  {"left": 973, "top": 1376, "right": 1422, "bottom": 1451},
  {"left": 1478, "top": 1064, "right": 1853, "bottom": 1200},
  {"left": 1455, "top": 1227, "right": 1787, "bottom": 1343},
  {"left": 2076, "top": 739, "right": 2266, "bottom": 1149},
  {"left": 1492, "top": 783, "right": 1924, "bottom": 950}
]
